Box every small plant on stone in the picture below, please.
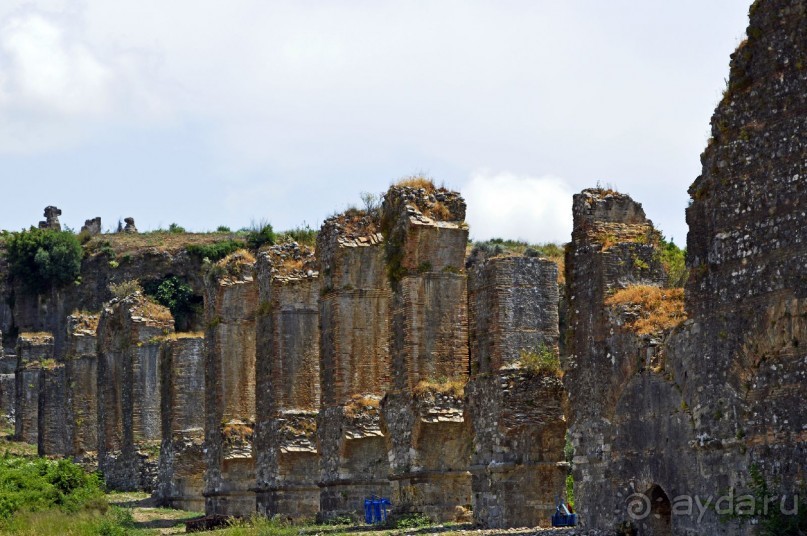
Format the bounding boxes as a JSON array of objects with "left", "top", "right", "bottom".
[
  {"left": 519, "top": 342, "right": 562, "bottom": 377},
  {"left": 108, "top": 279, "right": 143, "bottom": 299}
]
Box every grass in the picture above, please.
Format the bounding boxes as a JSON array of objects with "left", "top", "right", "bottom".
[
  {"left": 108, "top": 279, "right": 143, "bottom": 299},
  {"left": 394, "top": 175, "right": 436, "bottom": 191},
  {"left": 518, "top": 343, "right": 562, "bottom": 377},
  {"left": 413, "top": 378, "right": 466, "bottom": 398},
  {"left": 605, "top": 285, "right": 686, "bottom": 335},
  {"left": 343, "top": 395, "right": 381, "bottom": 418}
]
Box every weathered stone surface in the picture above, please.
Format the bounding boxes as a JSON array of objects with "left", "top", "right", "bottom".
[
  {"left": 14, "top": 332, "right": 53, "bottom": 444},
  {"left": 254, "top": 245, "right": 321, "bottom": 518},
  {"left": 466, "top": 256, "right": 567, "bottom": 528},
  {"left": 97, "top": 294, "right": 174, "bottom": 491},
  {"left": 204, "top": 253, "right": 258, "bottom": 516},
  {"left": 157, "top": 334, "right": 206, "bottom": 511},
  {"left": 317, "top": 212, "right": 393, "bottom": 520},
  {"left": 381, "top": 184, "right": 472, "bottom": 522},
  {"left": 38, "top": 206, "right": 62, "bottom": 230}
]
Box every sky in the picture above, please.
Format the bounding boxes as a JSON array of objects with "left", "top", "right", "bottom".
[{"left": 0, "top": 1, "right": 751, "bottom": 245}]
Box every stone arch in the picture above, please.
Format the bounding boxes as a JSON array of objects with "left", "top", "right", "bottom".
[{"left": 638, "top": 484, "right": 672, "bottom": 536}]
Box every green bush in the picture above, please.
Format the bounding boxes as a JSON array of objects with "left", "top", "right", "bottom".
[
  {"left": 168, "top": 223, "right": 186, "bottom": 234},
  {"left": 277, "top": 224, "right": 318, "bottom": 246},
  {"left": 186, "top": 240, "right": 245, "bottom": 262},
  {"left": 5, "top": 228, "right": 83, "bottom": 291},
  {"left": 143, "top": 276, "right": 197, "bottom": 330},
  {"left": 393, "top": 513, "right": 431, "bottom": 529},
  {"left": 0, "top": 456, "right": 105, "bottom": 521},
  {"left": 244, "top": 220, "right": 276, "bottom": 250},
  {"left": 659, "top": 237, "right": 688, "bottom": 287},
  {"left": 216, "top": 226, "right": 231, "bottom": 233}
]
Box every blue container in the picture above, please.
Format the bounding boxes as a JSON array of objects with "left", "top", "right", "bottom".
[
  {"left": 363, "top": 496, "right": 391, "bottom": 524},
  {"left": 551, "top": 501, "right": 578, "bottom": 527}
]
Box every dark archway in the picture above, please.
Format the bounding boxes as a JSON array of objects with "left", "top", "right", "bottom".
[{"left": 640, "top": 484, "right": 672, "bottom": 536}]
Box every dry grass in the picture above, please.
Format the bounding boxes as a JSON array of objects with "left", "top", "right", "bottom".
[
  {"left": 222, "top": 422, "right": 253, "bottom": 442},
  {"left": 161, "top": 331, "right": 204, "bottom": 340},
  {"left": 591, "top": 224, "right": 659, "bottom": 251},
  {"left": 413, "top": 378, "right": 466, "bottom": 398},
  {"left": 85, "top": 231, "right": 242, "bottom": 256},
  {"left": 18, "top": 332, "right": 53, "bottom": 342},
  {"left": 132, "top": 299, "right": 174, "bottom": 324},
  {"left": 518, "top": 344, "right": 562, "bottom": 377},
  {"left": 108, "top": 279, "right": 142, "bottom": 299},
  {"left": 395, "top": 175, "right": 436, "bottom": 191},
  {"left": 343, "top": 394, "right": 381, "bottom": 418},
  {"left": 605, "top": 285, "right": 686, "bottom": 335}
]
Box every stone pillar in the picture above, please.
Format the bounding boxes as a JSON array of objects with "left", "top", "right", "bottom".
[
  {"left": 39, "top": 361, "right": 67, "bottom": 455},
  {"left": 255, "top": 245, "right": 320, "bottom": 518},
  {"left": 64, "top": 313, "right": 100, "bottom": 462},
  {"left": 317, "top": 213, "right": 392, "bottom": 520},
  {"left": 38, "top": 206, "right": 62, "bottom": 230},
  {"left": 0, "top": 330, "right": 14, "bottom": 429},
  {"left": 380, "top": 184, "right": 472, "bottom": 522},
  {"left": 564, "top": 189, "right": 681, "bottom": 530},
  {"left": 15, "top": 333, "right": 53, "bottom": 443},
  {"left": 466, "top": 255, "right": 568, "bottom": 528},
  {"left": 97, "top": 294, "right": 174, "bottom": 491},
  {"left": 157, "top": 334, "right": 206, "bottom": 511},
  {"left": 204, "top": 252, "right": 258, "bottom": 517}
]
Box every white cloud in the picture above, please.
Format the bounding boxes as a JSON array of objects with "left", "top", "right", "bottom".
[{"left": 463, "top": 171, "right": 573, "bottom": 244}]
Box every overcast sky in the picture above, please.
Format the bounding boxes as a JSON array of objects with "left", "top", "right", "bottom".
[{"left": 0, "top": 1, "right": 751, "bottom": 245}]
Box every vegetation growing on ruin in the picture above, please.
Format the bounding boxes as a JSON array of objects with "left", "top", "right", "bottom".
[
  {"left": 413, "top": 377, "right": 466, "bottom": 398},
  {"left": 108, "top": 279, "right": 143, "bottom": 299},
  {"left": 276, "top": 224, "right": 318, "bottom": 247},
  {"left": 518, "top": 343, "right": 562, "bottom": 377},
  {"left": 4, "top": 228, "right": 83, "bottom": 291},
  {"left": 143, "top": 275, "right": 199, "bottom": 331},
  {"left": 469, "top": 238, "right": 566, "bottom": 283},
  {"left": 186, "top": 239, "right": 245, "bottom": 262},
  {"left": 605, "top": 285, "right": 686, "bottom": 335},
  {"left": 244, "top": 220, "right": 276, "bottom": 250},
  {"left": 205, "top": 249, "right": 256, "bottom": 282},
  {"left": 657, "top": 237, "right": 688, "bottom": 287},
  {"left": 343, "top": 395, "right": 381, "bottom": 418}
]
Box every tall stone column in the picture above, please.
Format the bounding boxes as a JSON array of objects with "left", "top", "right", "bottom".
[
  {"left": 64, "top": 313, "right": 100, "bottom": 462},
  {"left": 317, "top": 212, "right": 392, "bottom": 520},
  {"left": 15, "top": 332, "right": 53, "bottom": 444},
  {"left": 466, "top": 255, "right": 567, "bottom": 528},
  {"left": 380, "top": 183, "right": 472, "bottom": 522},
  {"left": 254, "top": 244, "right": 321, "bottom": 518},
  {"left": 157, "top": 333, "right": 206, "bottom": 511},
  {"left": 203, "top": 252, "right": 258, "bottom": 517},
  {"left": 97, "top": 293, "right": 174, "bottom": 491}
]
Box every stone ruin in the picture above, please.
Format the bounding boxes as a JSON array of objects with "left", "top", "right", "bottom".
[
  {"left": 81, "top": 217, "right": 102, "bottom": 236},
  {"left": 0, "top": 1, "right": 804, "bottom": 534},
  {"left": 38, "top": 206, "right": 61, "bottom": 230}
]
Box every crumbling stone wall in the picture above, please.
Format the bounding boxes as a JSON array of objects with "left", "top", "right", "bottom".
[
  {"left": 254, "top": 245, "right": 320, "bottom": 518},
  {"left": 97, "top": 294, "right": 174, "bottom": 491},
  {"left": 15, "top": 332, "right": 53, "bottom": 444},
  {"left": 317, "top": 213, "right": 392, "bottom": 520},
  {"left": 204, "top": 253, "right": 258, "bottom": 517},
  {"left": 466, "top": 255, "right": 568, "bottom": 528},
  {"left": 157, "top": 334, "right": 206, "bottom": 511},
  {"left": 380, "top": 185, "right": 472, "bottom": 522}
]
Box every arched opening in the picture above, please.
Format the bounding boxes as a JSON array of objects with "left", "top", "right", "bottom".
[{"left": 640, "top": 484, "right": 672, "bottom": 536}]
